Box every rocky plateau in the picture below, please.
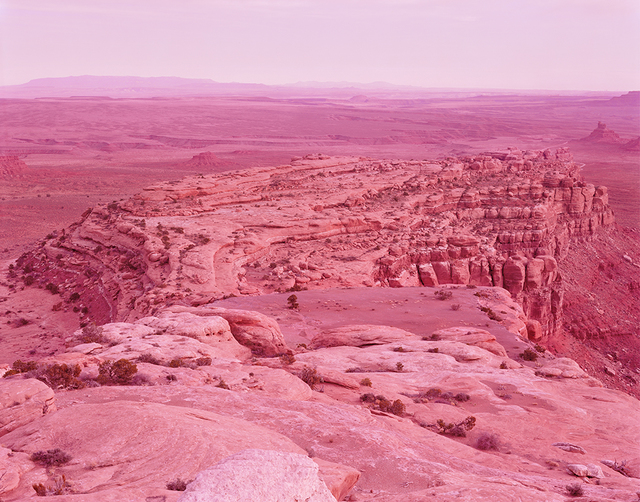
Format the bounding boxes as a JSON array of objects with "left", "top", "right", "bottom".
[{"left": 0, "top": 146, "right": 639, "bottom": 501}]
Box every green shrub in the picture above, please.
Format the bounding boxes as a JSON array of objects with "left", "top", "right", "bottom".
[
  {"left": 3, "top": 359, "right": 38, "bottom": 377},
  {"left": 360, "top": 377, "right": 372, "bottom": 387},
  {"left": 287, "top": 294, "right": 299, "bottom": 309},
  {"left": 97, "top": 359, "right": 137, "bottom": 385}
]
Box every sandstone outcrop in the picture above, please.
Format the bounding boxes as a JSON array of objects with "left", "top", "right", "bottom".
[
  {"left": 0, "top": 156, "right": 27, "bottom": 178},
  {"left": 0, "top": 378, "right": 56, "bottom": 436},
  {"left": 177, "top": 449, "right": 336, "bottom": 502},
  {"left": 12, "top": 150, "right": 613, "bottom": 345}
]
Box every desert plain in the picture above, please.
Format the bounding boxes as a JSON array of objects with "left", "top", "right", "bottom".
[{"left": 0, "top": 81, "right": 639, "bottom": 501}]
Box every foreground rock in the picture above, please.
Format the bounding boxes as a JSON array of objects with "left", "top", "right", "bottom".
[{"left": 178, "top": 449, "right": 336, "bottom": 502}]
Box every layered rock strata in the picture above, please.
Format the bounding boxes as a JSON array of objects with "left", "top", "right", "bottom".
[{"left": 13, "top": 149, "right": 613, "bottom": 343}]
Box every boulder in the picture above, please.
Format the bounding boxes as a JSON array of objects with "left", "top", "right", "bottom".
[
  {"left": 0, "top": 378, "right": 56, "bottom": 437},
  {"left": 312, "top": 325, "right": 419, "bottom": 349},
  {"left": 313, "top": 457, "right": 361, "bottom": 501},
  {"left": 166, "top": 306, "right": 288, "bottom": 356},
  {"left": 177, "top": 449, "right": 335, "bottom": 502},
  {"left": 430, "top": 327, "right": 507, "bottom": 357}
]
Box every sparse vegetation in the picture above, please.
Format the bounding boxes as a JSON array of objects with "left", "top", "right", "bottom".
[
  {"left": 3, "top": 359, "right": 38, "bottom": 377},
  {"left": 287, "top": 294, "right": 299, "bottom": 310},
  {"left": 360, "top": 377, "right": 372, "bottom": 387},
  {"left": 166, "top": 478, "right": 188, "bottom": 491},
  {"left": 138, "top": 353, "right": 162, "bottom": 365},
  {"left": 78, "top": 323, "right": 108, "bottom": 344},
  {"left": 534, "top": 344, "right": 546, "bottom": 353},
  {"left": 436, "top": 416, "right": 476, "bottom": 437},
  {"left": 39, "top": 363, "right": 85, "bottom": 390},
  {"left": 280, "top": 353, "right": 296, "bottom": 365},
  {"left": 500, "top": 361, "right": 509, "bottom": 369},
  {"left": 31, "top": 449, "right": 72, "bottom": 467},
  {"left": 566, "top": 483, "right": 584, "bottom": 497},
  {"left": 195, "top": 357, "right": 212, "bottom": 366},
  {"left": 216, "top": 379, "right": 230, "bottom": 390},
  {"left": 395, "top": 362, "right": 404, "bottom": 372},
  {"left": 475, "top": 432, "right": 500, "bottom": 451},
  {"left": 450, "top": 303, "right": 461, "bottom": 311},
  {"left": 520, "top": 348, "right": 538, "bottom": 362},
  {"left": 33, "top": 475, "right": 70, "bottom": 497},
  {"left": 434, "top": 290, "right": 453, "bottom": 301},
  {"left": 299, "top": 366, "right": 322, "bottom": 389},
  {"left": 360, "top": 394, "right": 405, "bottom": 416},
  {"left": 97, "top": 359, "right": 137, "bottom": 385}
]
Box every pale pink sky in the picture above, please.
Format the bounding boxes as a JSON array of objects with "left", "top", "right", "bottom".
[{"left": 0, "top": 0, "right": 638, "bottom": 91}]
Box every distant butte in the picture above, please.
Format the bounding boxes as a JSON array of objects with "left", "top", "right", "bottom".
[{"left": 580, "top": 121, "right": 623, "bottom": 144}]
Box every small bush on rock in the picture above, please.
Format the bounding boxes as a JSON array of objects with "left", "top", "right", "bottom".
[
  {"left": 299, "top": 366, "right": 322, "bottom": 389},
  {"left": 360, "top": 377, "right": 372, "bottom": 387},
  {"left": 97, "top": 359, "right": 137, "bottom": 385},
  {"left": 40, "top": 363, "right": 84, "bottom": 390},
  {"left": 434, "top": 290, "right": 453, "bottom": 301},
  {"left": 436, "top": 416, "right": 476, "bottom": 437},
  {"left": 3, "top": 359, "right": 38, "bottom": 377},
  {"left": 138, "top": 353, "right": 162, "bottom": 365},
  {"left": 566, "top": 483, "right": 584, "bottom": 497},
  {"left": 520, "top": 348, "right": 538, "bottom": 361},
  {"left": 31, "top": 449, "right": 72, "bottom": 467},
  {"left": 166, "top": 478, "right": 188, "bottom": 491},
  {"left": 475, "top": 432, "right": 500, "bottom": 451}
]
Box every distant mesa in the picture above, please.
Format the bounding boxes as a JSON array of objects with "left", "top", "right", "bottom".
[
  {"left": 607, "top": 90, "right": 640, "bottom": 106},
  {"left": 623, "top": 136, "right": 640, "bottom": 151},
  {"left": 0, "top": 156, "right": 28, "bottom": 178},
  {"left": 349, "top": 95, "right": 369, "bottom": 103},
  {"left": 185, "top": 151, "right": 226, "bottom": 168},
  {"left": 580, "top": 122, "right": 623, "bottom": 144}
]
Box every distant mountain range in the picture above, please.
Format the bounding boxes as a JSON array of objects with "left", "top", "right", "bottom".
[{"left": 0, "top": 75, "right": 629, "bottom": 100}]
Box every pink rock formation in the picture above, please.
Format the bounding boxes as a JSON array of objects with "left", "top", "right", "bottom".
[
  {"left": 177, "top": 449, "right": 337, "bottom": 502},
  {"left": 0, "top": 378, "right": 56, "bottom": 436}
]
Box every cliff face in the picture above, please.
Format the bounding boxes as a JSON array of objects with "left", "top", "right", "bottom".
[{"left": 13, "top": 149, "right": 613, "bottom": 343}]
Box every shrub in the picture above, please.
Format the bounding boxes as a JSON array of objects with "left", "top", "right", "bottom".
[
  {"left": 138, "top": 353, "right": 162, "bottom": 365},
  {"left": 40, "top": 363, "right": 84, "bottom": 390},
  {"left": 195, "top": 357, "right": 212, "bottom": 366},
  {"left": 434, "top": 290, "right": 453, "bottom": 301},
  {"left": 69, "top": 292, "right": 80, "bottom": 303},
  {"left": 395, "top": 362, "right": 404, "bottom": 372},
  {"left": 166, "top": 479, "right": 188, "bottom": 491},
  {"left": 79, "top": 323, "right": 107, "bottom": 344},
  {"left": 475, "top": 432, "right": 500, "bottom": 451},
  {"left": 534, "top": 344, "right": 546, "bottom": 353},
  {"left": 454, "top": 392, "right": 470, "bottom": 402},
  {"left": 280, "top": 353, "right": 296, "bottom": 365},
  {"left": 520, "top": 348, "right": 538, "bottom": 362},
  {"left": 31, "top": 449, "right": 72, "bottom": 467},
  {"left": 360, "top": 393, "right": 376, "bottom": 403},
  {"left": 168, "top": 359, "right": 184, "bottom": 368},
  {"left": 3, "top": 359, "right": 38, "bottom": 377},
  {"left": 216, "top": 379, "right": 230, "bottom": 390},
  {"left": 566, "top": 483, "right": 584, "bottom": 497},
  {"left": 299, "top": 366, "right": 322, "bottom": 389},
  {"left": 423, "top": 388, "right": 442, "bottom": 399},
  {"left": 388, "top": 399, "right": 406, "bottom": 416},
  {"left": 360, "top": 377, "right": 372, "bottom": 387},
  {"left": 500, "top": 361, "right": 509, "bottom": 369},
  {"left": 393, "top": 346, "right": 407, "bottom": 352},
  {"left": 45, "top": 282, "right": 59, "bottom": 294},
  {"left": 33, "top": 475, "right": 70, "bottom": 497},
  {"left": 450, "top": 303, "right": 461, "bottom": 311},
  {"left": 287, "top": 294, "right": 299, "bottom": 309},
  {"left": 97, "top": 359, "right": 137, "bottom": 385},
  {"left": 24, "top": 275, "right": 35, "bottom": 286},
  {"left": 436, "top": 416, "right": 476, "bottom": 437}
]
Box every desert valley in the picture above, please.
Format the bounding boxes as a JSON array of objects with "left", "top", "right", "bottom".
[{"left": 0, "top": 80, "right": 639, "bottom": 501}]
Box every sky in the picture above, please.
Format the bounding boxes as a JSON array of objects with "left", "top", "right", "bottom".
[{"left": 0, "top": 0, "right": 639, "bottom": 91}]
